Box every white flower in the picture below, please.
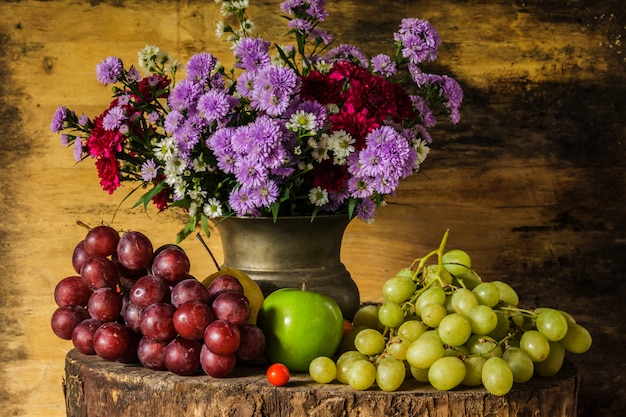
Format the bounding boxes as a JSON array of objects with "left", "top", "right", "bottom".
[
  {"left": 328, "top": 130, "right": 355, "bottom": 164},
  {"left": 138, "top": 45, "right": 161, "bottom": 73},
  {"left": 310, "top": 134, "right": 330, "bottom": 162},
  {"left": 203, "top": 198, "right": 223, "bottom": 218},
  {"left": 192, "top": 157, "right": 208, "bottom": 173},
  {"left": 413, "top": 138, "right": 430, "bottom": 167},
  {"left": 286, "top": 110, "right": 317, "bottom": 132},
  {"left": 188, "top": 202, "right": 198, "bottom": 218},
  {"left": 153, "top": 137, "right": 178, "bottom": 161},
  {"left": 308, "top": 186, "right": 329, "bottom": 207}
]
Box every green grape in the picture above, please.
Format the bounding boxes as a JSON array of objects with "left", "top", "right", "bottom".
[
  {"left": 559, "top": 310, "right": 577, "bottom": 325},
  {"left": 409, "top": 365, "right": 430, "bottom": 382},
  {"left": 467, "top": 305, "right": 498, "bottom": 335},
  {"left": 353, "top": 305, "right": 382, "bottom": 330},
  {"left": 397, "top": 320, "right": 427, "bottom": 342},
  {"left": 387, "top": 335, "right": 411, "bottom": 361},
  {"left": 465, "top": 334, "right": 502, "bottom": 357},
  {"left": 444, "top": 294, "right": 455, "bottom": 314},
  {"left": 421, "top": 303, "right": 447, "bottom": 328},
  {"left": 442, "top": 249, "right": 472, "bottom": 276},
  {"left": 535, "top": 308, "right": 568, "bottom": 341},
  {"left": 534, "top": 341, "right": 565, "bottom": 377},
  {"left": 472, "top": 282, "right": 500, "bottom": 307},
  {"left": 354, "top": 329, "right": 386, "bottom": 356},
  {"left": 395, "top": 267, "right": 414, "bottom": 279},
  {"left": 406, "top": 336, "right": 445, "bottom": 369},
  {"left": 520, "top": 330, "right": 550, "bottom": 362},
  {"left": 450, "top": 288, "right": 479, "bottom": 316},
  {"left": 382, "top": 276, "right": 417, "bottom": 303},
  {"left": 428, "top": 356, "right": 466, "bottom": 391},
  {"left": 502, "top": 347, "right": 534, "bottom": 383},
  {"left": 560, "top": 322, "right": 592, "bottom": 353},
  {"left": 346, "top": 359, "right": 376, "bottom": 391},
  {"left": 376, "top": 356, "right": 406, "bottom": 392},
  {"left": 482, "top": 357, "right": 514, "bottom": 396},
  {"left": 438, "top": 313, "right": 472, "bottom": 347},
  {"left": 462, "top": 355, "right": 487, "bottom": 386},
  {"left": 416, "top": 287, "right": 446, "bottom": 316},
  {"left": 420, "top": 329, "right": 442, "bottom": 341},
  {"left": 309, "top": 356, "right": 337, "bottom": 384},
  {"left": 336, "top": 351, "right": 368, "bottom": 384},
  {"left": 487, "top": 310, "right": 511, "bottom": 341},
  {"left": 445, "top": 344, "right": 469, "bottom": 358},
  {"left": 338, "top": 325, "right": 367, "bottom": 354},
  {"left": 423, "top": 264, "right": 453, "bottom": 287},
  {"left": 492, "top": 281, "right": 519, "bottom": 306},
  {"left": 454, "top": 269, "right": 482, "bottom": 290},
  {"left": 378, "top": 301, "right": 405, "bottom": 328}
]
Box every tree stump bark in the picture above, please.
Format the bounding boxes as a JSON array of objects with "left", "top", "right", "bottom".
[{"left": 64, "top": 349, "right": 579, "bottom": 417}]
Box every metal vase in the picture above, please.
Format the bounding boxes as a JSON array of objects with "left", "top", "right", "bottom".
[{"left": 215, "top": 214, "right": 360, "bottom": 320}]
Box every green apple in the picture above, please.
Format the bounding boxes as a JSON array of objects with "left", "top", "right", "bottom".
[{"left": 257, "top": 288, "right": 344, "bottom": 372}]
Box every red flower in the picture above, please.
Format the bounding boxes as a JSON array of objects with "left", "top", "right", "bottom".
[
  {"left": 95, "top": 155, "right": 121, "bottom": 194},
  {"left": 343, "top": 73, "right": 397, "bottom": 121},
  {"left": 151, "top": 179, "right": 170, "bottom": 211},
  {"left": 300, "top": 70, "right": 343, "bottom": 105},
  {"left": 311, "top": 159, "right": 348, "bottom": 193},
  {"left": 86, "top": 111, "right": 125, "bottom": 158},
  {"left": 137, "top": 75, "right": 170, "bottom": 102},
  {"left": 329, "top": 104, "right": 379, "bottom": 150}
]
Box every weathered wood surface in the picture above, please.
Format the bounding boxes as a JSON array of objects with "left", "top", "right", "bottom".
[
  {"left": 64, "top": 350, "right": 580, "bottom": 417},
  {"left": 0, "top": 0, "right": 624, "bottom": 416}
]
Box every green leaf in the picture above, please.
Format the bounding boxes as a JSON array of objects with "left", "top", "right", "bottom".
[
  {"left": 200, "top": 214, "right": 211, "bottom": 238},
  {"left": 133, "top": 182, "right": 166, "bottom": 210},
  {"left": 348, "top": 198, "right": 357, "bottom": 219},
  {"left": 176, "top": 217, "right": 198, "bottom": 243}
]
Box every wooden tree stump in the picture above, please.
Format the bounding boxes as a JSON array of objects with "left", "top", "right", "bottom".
[{"left": 64, "top": 349, "right": 579, "bottom": 417}]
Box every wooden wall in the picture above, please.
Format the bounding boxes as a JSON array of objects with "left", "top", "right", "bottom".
[{"left": 0, "top": 0, "right": 624, "bottom": 416}]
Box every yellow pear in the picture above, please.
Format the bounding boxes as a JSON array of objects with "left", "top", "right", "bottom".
[{"left": 202, "top": 267, "right": 264, "bottom": 325}]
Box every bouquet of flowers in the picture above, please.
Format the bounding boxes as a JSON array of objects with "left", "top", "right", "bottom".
[{"left": 50, "top": 0, "right": 462, "bottom": 242}]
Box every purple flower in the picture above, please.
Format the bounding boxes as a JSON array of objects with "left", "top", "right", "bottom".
[
  {"left": 168, "top": 79, "right": 203, "bottom": 112},
  {"left": 127, "top": 66, "right": 141, "bottom": 82},
  {"left": 441, "top": 75, "right": 463, "bottom": 123},
  {"left": 324, "top": 44, "right": 369, "bottom": 68},
  {"left": 411, "top": 95, "right": 436, "bottom": 128},
  {"left": 164, "top": 110, "right": 185, "bottom": 134},
  {"left": 229, "top": 186, "right": 260, "bottom": 216},
  {"left": 253, "top": 180, "right": 280, "bottom": 208},
  {"left": 73, "top": 138, "right": 83, "bottom": 162},
  {"left": 186, "top": 52, "right": 218, "bottom": 82},
  {"left": 50, "top": 106, "right": 68, "bottom": 132},
  {"left": 288, "top": 18, "right": 314, "bottom": 32},
  {"left": 251, "top": 65, "right": 299, "bottom": 116},
  {"left": 234, "top": 156, "right": 268, "bottom": 188},
  {"left": 197, "top": 89, "right": 231, "bottom": 124},
  {"left": 96, "top": 56, "right": 123, "bottom": 85},
  {"left": 355, "top": 198, "right": 376, "bottom": 222},
  {"left": 78, "top": 114, "right": 89, "bottom": 126},
  {"left": 280, "top": 0, "right": 329, "bottom": 21},
  {"left": 311, "top": 28, "right": 333, "bottom": 45},
  {"left": 371, "top": 54, "right": 397, "bottom": 77},
  {"left": 235, "top": 71, "right": 256, "bottom": 99},
  {"left": 102, "top": 106, "right": 127, "bottom": 130},
  {"left": 393, "top": 18, "right": 440, "bottom": 64},
  {"left": 141, "top": 159, "right": 158, "bottom": 181},
  {"left": 233, "top": 37, "right": 271, "bottom": 73}
]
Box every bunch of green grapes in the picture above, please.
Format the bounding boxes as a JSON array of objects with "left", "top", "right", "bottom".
[{"left": 308, "top": 230, "right": 592, "bottom": 395}]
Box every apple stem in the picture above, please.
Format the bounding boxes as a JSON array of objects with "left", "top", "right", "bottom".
[{"left": 196, "top": 233, "right": 221, "bottom": 272}]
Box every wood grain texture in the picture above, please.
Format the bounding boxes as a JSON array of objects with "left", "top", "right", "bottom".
[
  {"left": 64, "top": 350, "right": 579, "bottom": 417},
  {"left": 0, "top": 0, "right": 624, "bottom": 416}
]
